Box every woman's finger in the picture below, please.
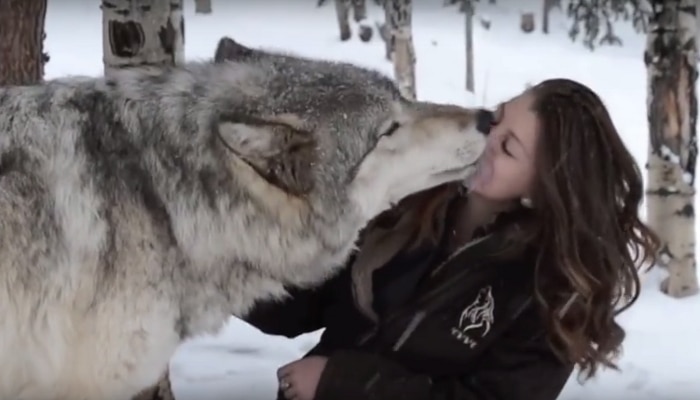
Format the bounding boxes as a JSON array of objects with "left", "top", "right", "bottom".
[
  {"left": 279, "top": 372, "right": 298, "bottom": 399},
  {"left": 277, "top": 362, "right": 297, "bottom": 379}
]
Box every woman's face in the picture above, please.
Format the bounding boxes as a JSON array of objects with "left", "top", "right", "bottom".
[{"left": 468, "top": 92, "right": 539, "bottom": 203}]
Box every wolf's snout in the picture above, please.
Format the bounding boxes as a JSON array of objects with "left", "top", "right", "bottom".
[{"left": 476, "top": 109, "right": 494, "bottom": 135}]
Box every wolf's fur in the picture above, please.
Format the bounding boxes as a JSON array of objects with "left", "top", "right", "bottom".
[{"left": 0, "top": 37, "right": 488, "bottom": 400}]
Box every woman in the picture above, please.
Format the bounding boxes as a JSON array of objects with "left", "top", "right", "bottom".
[{"left": 245, "top": 78, "right": 659, "bottom": 400}]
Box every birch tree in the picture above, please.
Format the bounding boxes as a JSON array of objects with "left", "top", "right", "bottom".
[
  {"left": 464, "top": 0, "right": 475, "bottom": 93},
  {"left": 0, "top": 0, "right": 49, "bottom": 86},
  {"left": 101, "top": 0, "right": 185, "bottom": 78},
  {"left": 543, "top": 0, "right": 552, "bottom": 34},
  {"left": 333, "top": 0, "right": 368, "bottom": 41},
  {"left": 194, "top": 0, "right": 211, "bottom": 14},
  {"left": 335, "top": 0, "right": 353, "bottom": 41},
  {"left": 378, "top": 2, "right": 395, "bottom": 60},
  {"left": 645, "top": 0, "right": 699, "bottom": 298},
  {"left": 352, "top": 0, "right": 368, "bottom": 21},
  {"left": 386, "top": 0, "right": 416, "bottom": 99},
  {"left": 542, "top": 0, "right": 561, "bottom": 34}
]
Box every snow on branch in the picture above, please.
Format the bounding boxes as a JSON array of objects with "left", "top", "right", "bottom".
[{"left": 567, "top": 0, "right": 650, "bottom": 50}]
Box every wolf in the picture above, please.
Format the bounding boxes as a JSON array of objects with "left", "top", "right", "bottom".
[{"left": 0, "top": 35, "right": 490, "bottom": 400}]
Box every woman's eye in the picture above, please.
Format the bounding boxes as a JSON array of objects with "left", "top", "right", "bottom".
[{"left": 501, "top": 140, "right": 512, "bottom": 156}]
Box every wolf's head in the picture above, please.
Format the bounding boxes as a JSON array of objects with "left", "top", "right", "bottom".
[{"left": 211, "top": 37, "right": 489, "bottom": 220}]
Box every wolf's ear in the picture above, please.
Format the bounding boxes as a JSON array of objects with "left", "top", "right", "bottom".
[
  {"left": 217, "top": 121, "right": 282, "bottom": 158},
  {"left": 214, "top": 37, "right": 255, "bottom": 63},
  {"left": 216, "top": 119, "right": 317, "bottom": 195}
]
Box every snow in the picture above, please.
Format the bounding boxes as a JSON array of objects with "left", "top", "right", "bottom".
[{"left": 43, "top": 0, "right": 700, "bottom": 399}]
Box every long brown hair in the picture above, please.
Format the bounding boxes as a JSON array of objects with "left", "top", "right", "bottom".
[
  {"left": 381, "top": 78, "right": 659, "bottom": 380},
  {"left": 526, "top": 78, "right": 659, "bottom": 379}
]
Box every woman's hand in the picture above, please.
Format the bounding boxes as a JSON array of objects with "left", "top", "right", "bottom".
[{"left": 277, "top": 356, "right": 329, "bottom": 400}]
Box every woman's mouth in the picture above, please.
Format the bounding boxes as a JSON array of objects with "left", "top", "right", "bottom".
[{"left": 467, "top": 156, "right": 493, "bottom": 190}]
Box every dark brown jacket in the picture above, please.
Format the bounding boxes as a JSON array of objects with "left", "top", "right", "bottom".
[{"left": 246, "top": 203, "right": 574, "bottom": 400}]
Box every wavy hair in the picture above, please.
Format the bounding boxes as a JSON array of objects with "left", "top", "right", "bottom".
[{"left": 378, "top": 78, "right": 660, "bottom": 380}]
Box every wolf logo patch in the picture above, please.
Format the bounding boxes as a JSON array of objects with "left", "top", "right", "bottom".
[{"left": 451, "top": 286, "right": 495, "bottom": 348}]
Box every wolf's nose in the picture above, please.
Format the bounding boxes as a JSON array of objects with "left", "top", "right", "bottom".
[{"left": 476, "top": 109, "right": 494, "bottom": 135}]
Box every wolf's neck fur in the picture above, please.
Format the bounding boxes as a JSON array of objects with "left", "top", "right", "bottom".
[{"left": 98, "top": 65, "right": 371, "bottom": 336}]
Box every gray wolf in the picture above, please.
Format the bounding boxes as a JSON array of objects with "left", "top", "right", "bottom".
[{"left": 0, "top": 36, "right": 488, "bottom": 400}]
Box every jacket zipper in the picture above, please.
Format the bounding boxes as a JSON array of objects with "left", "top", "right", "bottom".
[{"left": 356, "top": 234, "right": 493, "bottom": 347}]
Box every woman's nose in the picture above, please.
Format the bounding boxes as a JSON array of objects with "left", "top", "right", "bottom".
[{"left": 476, "top": 109, "right": 494, "bottom": 135}]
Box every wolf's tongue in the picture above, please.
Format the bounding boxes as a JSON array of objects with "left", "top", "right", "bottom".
[{"left": 468, "top": 158, "right": 493, "bottom": 190}]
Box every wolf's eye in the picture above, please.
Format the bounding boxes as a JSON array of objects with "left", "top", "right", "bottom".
[{"left": 382, "top": 121, "right": 401, "bottom": 137}]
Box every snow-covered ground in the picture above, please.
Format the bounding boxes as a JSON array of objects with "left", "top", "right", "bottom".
[{"left": 43, "top": 1, "right": 700, "bottom": 399}]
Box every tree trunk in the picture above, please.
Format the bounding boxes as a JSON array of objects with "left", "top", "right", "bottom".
[
  {"left": 464, "top": 0, "right": 474, "bottom": 93},
  {"left": 542, "top": 0, "right": 551, "bottom": 34},
  {"left": 194, "top": 0, "right": 211, "bottom": 14},
  {"left": 101, "top": 0, "right": 185, "bottom": 78},
  {"left": 696, "top": 0, "right": 700, "bottom": 61},
  {"left": 543, "top": 0, "right": 562, "bottom": 33},
  {"left": 520, "top": 12, "right": 535, "bottom": 33},
  {"left": 0, "top": 0, "right": 48, "bottom": 86},
  {"left": 335, "top": 0, "right": 352, "bottom": 41},
  {"left": 352, "top": 0, "right": 367, "bottom": 22},
  {"left": 645, "top": 0, "right": 699, "bottom": 298},
  {"left": 377, "top": 3, "right": 395, "bottom": 61},
  {"left": 387, "top": 0, "right": 416, "bottom": 100}
]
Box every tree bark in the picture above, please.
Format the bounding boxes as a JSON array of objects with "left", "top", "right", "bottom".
[
  {"left": 101, "top": 0, "right": 185, "bottom": 77},
  {"left": 194, "top": 0, "right": 211, "bottom": 14},
  {"left": 645, "top": 0, "right": 699, "bottom": 298},
  {"left": 387, "top": 0, "right": 416, "bottom": 100},
  {"left": 0, "top": 0, "right": 48, "bottom": 86},
  {"left": 352, "top": 0, "right": 367, "bottom": 22},
  {"left": 464, "top": 0, "right": 474, "bottom": 93},
  {"left": 542, "top": 0, "right": 551, "bottom": 34},
  {"left": 520, "top": 12, "right": 535, "bottom": 33},
  {"left": 377, "top": 8, "right": 394, "bottom": 60},
  {"left": 335, "top": 0, "right": 352, "bottom": 41},
  {"left": 542, "top": 0, "right": 562, "bottom": 33},
  {"left": 696, "top": 0, "right": 700, "bottom": 61}
]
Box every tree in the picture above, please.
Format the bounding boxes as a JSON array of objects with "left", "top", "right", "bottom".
[
  {"left": 386, "top": 0, "right": 416, "bottom": 99},
  {"left": 331, "top": 0, "right": 371, "bottom": 42},
  {"left": 378, "top": 2, "right": 395, "bottom": 60},
  {"left": 542, "top": 0, "right": 561, "bottom": 34},
  {"left": 335, "top": 0, "right": 353, "bottom": 41},
  {"left": 566, "top": 0, "right": 648, "bottom": 50},
  {"left": 352, "top": 0, "right": 368, "bottom": 22},
  {"left": 194, "top": 0, "right": 211, "bottom": 14},
  {"left": 0, "top": 0, "right": 49, "bottom": 86},
  {"left": 446, "top": 0, "right": 492, "bottom": 95},
  {"left": 566, "top": 0, "right": 699, "bottom": 298},
  {"left": 464, "top": 0, "right": 475, "bottom": 93},
  {"left": 645, "top": 0, "right": 699, "bottom": 298},
  {"left": 101, "top": 0, "right": 185, "bottom": 77}
]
